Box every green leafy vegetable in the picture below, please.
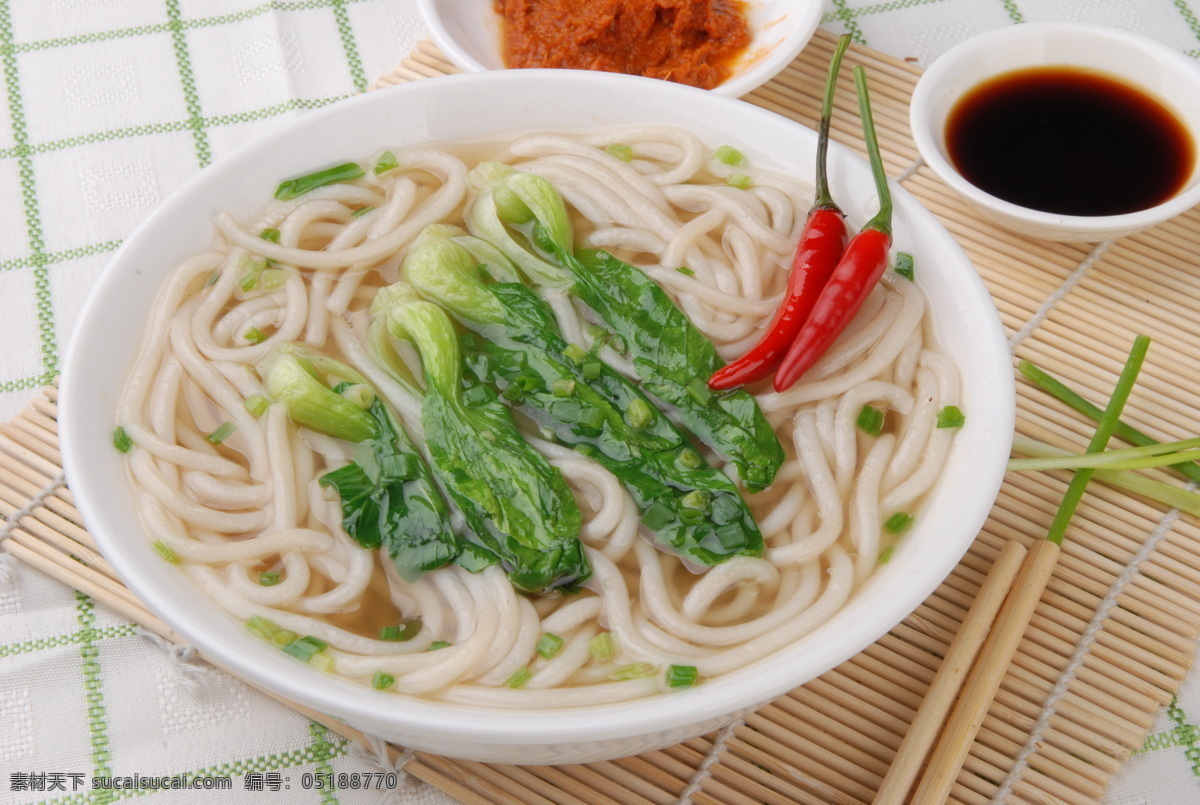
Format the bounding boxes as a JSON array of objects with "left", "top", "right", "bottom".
[
  {"left": 373, "top": 288, "right": 587, "bottom": 593},
  {"left": 462, "top": 165, "right": 783, "bottom": 490},
  {"left": 264, "top": 345, "right": 460, "bottom": 580},
  {"left": 274, "top": 162, "right": 365, "bottom": 200},
  {"left": 401, "top": 227, "right": 764, "bottom": 566}
]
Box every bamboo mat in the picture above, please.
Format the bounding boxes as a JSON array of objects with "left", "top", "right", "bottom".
[{"left": 6, "top": 29, "right": 1200, "bottom": 804}]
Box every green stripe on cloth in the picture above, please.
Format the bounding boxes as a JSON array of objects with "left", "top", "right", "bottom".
[
  {"left": 0, "top": 624, "right": 139, "bottom": 658},
  {"left": 820, "top": 0, "right": 954, "bottom": 25},
  {"left": 1174, "top": 0, "right": 1200, "bottom": 44},
  {"left": 308, "top": 721, "right": 344, "bottom": 804},
  {"left": 826, "top": 0, "right": 867, "bottom": 44},
  {"left": 74, "top": 591, "right": 115, "bottom": 801},
  {"left": 9, "top": 0, "right": 376, "bottom": 55},
  {"left": 0, "top": 0, "right": 59, "bottom": 380},
  {"left": 998, "top": 0, "right": 1025, "bottom": 23},
  {"left": 165, "top": 0, "right": 211, "bottom": 168},
  {"left": 331, "top": 0, "right": 368, "bottom": 93}
]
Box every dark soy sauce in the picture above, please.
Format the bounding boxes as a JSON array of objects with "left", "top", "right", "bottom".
[{"left": 945, "top": 67, "right": 1195, "bottom": 216}]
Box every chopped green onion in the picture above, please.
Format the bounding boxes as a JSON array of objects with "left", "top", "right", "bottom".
[
  {"left": 552, "top": 379, "right": 576, "bottom": 397},
  {"left": 666, "top": 664, "right": 699, "bottom": 688},
  {"left": 207, "top": 422, "right": 236, "bottom": 445},
  {"left": 625, "top": 398, "right": 655, "bottom": 432},
  {"left": 275, "top": 162, "right": 365, "bottom": 200},
  {"left": 373, "top": 151, "right": 399, "bottom": 175},
  {"left": 582, "top": 360, "right": 602, "bottom": 380},
  {"left": 676, "top": 266, "right": 696, "bottom": 277},
  {"left": 577, "top": 407, "right": 605, "bottom": 432},
  {"left": 244, "top": 394, "right": 271, "bottom": 417},
  {"left": 894, "top": 252, "right": 915, "bottom": 281},
  {"left": 610, "top": 662, "right": 656, "bottom": 680},
  {"left": 245, "top": 615, "right": 281, "bottom": 641},
  {"left": 243, "top": 327, "right": 267, "bottom": 344},
  {"left": 427, "top": 641, "right": 451, "bottom": 651},
  {"left": 259, "top": 268, "right": 289, "bottom": 291},
  {"left": 714, "top": 145, "right": 744, "bottom": 166},
  {"left": 605, "top": 143, "right": 634, "bottom": 162},
  {"left": 536, "top": 633, "right": 564, "bottom": 660},
  {"left": 204, "top": 270, "right": 220, "bottom": 287},
  {"left": 564, "top": 343, "right": 588, "bottom": 364},
  {"left": 883, "top": 512, "right": 914, "bottom": 534},
  {"left": 259, "top": 228, "right": 281, "bottom": 243},
  {"left": 1046, "top": 335, "right": 1150, "bottom": 545},
  {"left": 585, "top": 324, "right": 609, "bottom": 341},
  {"left": 379, "top": 617, "right": 422, "bottom": 642},
  {"left": 680, "top": 490, "right": 710, "bottom": 511},
  {"left": 239, "top": 270, "right": 260, "bottom": 292},
  {"left": 309, "top": 653, "right": 334, "bottom": 673},
  {"left": 856, "top": 405, "right": 885, "bottom": 437},
  {"left": 506, "top": 668, "right": 532, "bottom": 689},
  {"left": 282, "top": 635, "right": 328, "bottom": 662},
  {"left": 372, "top": 670, "right": 395, "bottom": 690},
  {"left": 609, "top": 335, "right": 627, "bottom": 354},
  {"left": 589, "top": 632, "right": 618, "bottom": 663},
  {"left": 151, "top": 540, "right": 179, "bottom": 564},
  {"left": 258, "top": 570, "right": 282, "bottom": 586},
  {"left": 936, "top": 405, "right": 965, "bottom": 429},
  {"left": 677, "top": 448, "right": 703, "bottom": 470},
  {"left": 113, "top": 426, "right": 133, "bottom": 453},
  {"left": 641, "top": 501, "right": 674, "bottom": 530},
  {"left": 726, "top": 173, "right": 752, "bottom": 190},
  {"left": 878, "top": 545, "right": 896, "bottom": 564},
  {"left": 538, "top": 426, "right": 558, "bottom": 443},
  {"left": 271, "top": 629, "right": 297, "bottom": 647},
  {"left": 351, "top": 205, "right": 376, "bottom": 218}
]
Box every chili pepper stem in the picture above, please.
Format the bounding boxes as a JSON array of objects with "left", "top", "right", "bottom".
[
  {"left": 814, "top": 35, "right": 852, "bottom": 210},
  {"left": 853, "top": 64, "right": 892, "bottom": 235}
]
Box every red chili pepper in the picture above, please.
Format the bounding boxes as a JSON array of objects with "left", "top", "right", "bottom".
[
  {"left": 708, "top": 34, "right": 851, "bottom": 391},
  {"left": 774, "top": 64, "right": 893, "bottom": 393}
]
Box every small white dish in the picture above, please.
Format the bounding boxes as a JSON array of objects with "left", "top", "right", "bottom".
[
  {"left": 416, "top": 0, "right": 822, "bottom": 97},
  {"left": 910, "top": 23, "right": 1200, "bottom": 243}
]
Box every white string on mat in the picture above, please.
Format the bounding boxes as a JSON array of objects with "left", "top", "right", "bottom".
[
  {"left": 1008, "top": 238, "right": 1113, "bottom": 350},
  {"left": 988, "top": 489, "right": 1193, "bottom": 804},
  {"left": 674, "top": 717, "right": 743, "bottom": 805},
  {"left": 894, "top": 155, "right": 924, "bottom": 184},
  {"left": 137, "top": 627, "right": 218, "bottom": 690},
  {"left": 349, "top": 733, "right": 416, "bottom": 804},
  {"left": 0, "top": 472, "right": 66, "bottom": 592}
]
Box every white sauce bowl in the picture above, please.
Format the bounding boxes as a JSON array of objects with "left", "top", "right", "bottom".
[
  {"left": 910, "top": 23, "right": 1200, "bottom": 243},
  {"left": 416, "top": 0, "right": 823, "bottom": 97}
]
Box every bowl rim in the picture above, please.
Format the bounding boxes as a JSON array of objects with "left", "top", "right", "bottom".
[
  {"left": 414, "top": 0, "right": 823, "bottom": 98},
  {"left": 910, "top": 22, "right": 1200, "bottom": 234},
  {"left": 59, "top": 68, "right": 1014, "bottom": 751}
]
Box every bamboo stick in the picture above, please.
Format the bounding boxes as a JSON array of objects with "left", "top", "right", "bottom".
[
  {"left": 874, "top": 539, "right": 1027, "bottom": 804},
  {"left": 912, "top": 540, "right": 1061, "bottom": 803}
]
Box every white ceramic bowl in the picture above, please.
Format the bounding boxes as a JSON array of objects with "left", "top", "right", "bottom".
[
  {"left": 59, "top": 70, "right": 1013, "bottom": 765},
  {"left": 416, "top": 0, "right": 822, "bottom": 97},
  {"left": 910, "top": 23, "right": 1200, "bottom": 243}
]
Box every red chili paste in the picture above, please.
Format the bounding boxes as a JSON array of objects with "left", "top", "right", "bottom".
[{"left": 495, "top": 0, "right": 752, "bottom": 90}]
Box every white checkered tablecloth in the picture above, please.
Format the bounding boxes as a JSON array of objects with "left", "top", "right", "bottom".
[{"left": 1, "top": 2, "right": 1199, "bottom": 803}]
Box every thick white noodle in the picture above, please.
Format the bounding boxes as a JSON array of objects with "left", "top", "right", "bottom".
[{"left": 118, "top": 127, "right": 959, "bottom": 706}]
